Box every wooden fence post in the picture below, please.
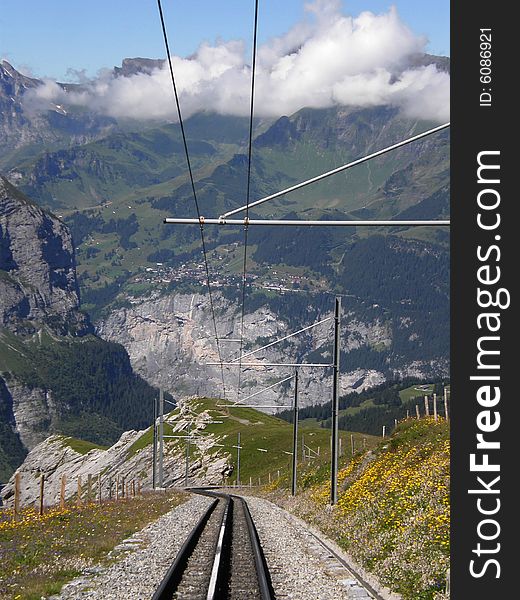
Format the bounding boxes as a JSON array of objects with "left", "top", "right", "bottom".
[
  {"left": 98, "top": 475, "right": 102, "bottom": 504},
  {"left": 60, "top": 474, "right": 66, "bottom": 509},
  {"left": 416, "top": 404, "right": 420, "bottom": 419},
  {"left": 109, "top": 476, "right": 113, "bottom": 501},
  {"left": 424, "top": 395, "right": 430, "bottom": 417},
  {"left": 116, "top": 475, "right": 120, "bottom": 501},
  {"left": 433, "top": 393, "right": 438, "bottom": 421},
  {"left": 444, "top": 388, "right": 449, "bottom": 420},
  {"left": 138, "top": 480, "right": 142, "bottom": 496},
  {"left": 77, "top": 476, "right": 82, "bottom": 505},
  {"left": 13, "top": 472, "right": 21, "bottom": 522},
  {"left": 132, "top": 480, "right": 136, "bottom": 498},
  {"left": 87, "top": 474, "right": 92, "bottom": 503},
  {"left": 39, "top": 474, "right": 45, "bottom": 516}
]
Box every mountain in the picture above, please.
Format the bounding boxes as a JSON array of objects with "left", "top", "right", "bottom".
[
  {"left": 0, "top": 178, "right": 167, "bottom": 481},
  {"left": 0, "top": 57, "right": 450, "bottom": 448},
  {"left": 0, "top": 60, "right": 118, "bottom": 171}
]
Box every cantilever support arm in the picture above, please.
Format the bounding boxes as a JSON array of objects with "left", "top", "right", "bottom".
[{"left": 164, "top": 218, "right": 450, "bottom": 227}]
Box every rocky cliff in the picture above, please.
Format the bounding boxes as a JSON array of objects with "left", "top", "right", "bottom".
[
  {"left": 0, "top": 175, "right": 90, "bottom": 335},
  {"left": 0, "top": 179, "right": 163, "bottom": 481},
  {"left": 98, "top": 289, "right": 444, "bottom": 410}
]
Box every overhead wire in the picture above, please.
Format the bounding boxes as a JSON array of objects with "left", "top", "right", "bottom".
[
  {"left": 236, "top": 0, "right": 260, "bottom": 401},
  {"left": 156, "top": 0, "right": 227, "bottom": 401}
]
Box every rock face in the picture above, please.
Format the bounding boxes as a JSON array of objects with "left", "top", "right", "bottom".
[
  {"left": 0, "top": 399, "right": 231, "bottom": 508},
  {"left": 98, "top": 291, "right": 403, "bottom": 410},
  {"left": 0, "top": 179, "right": 161, "bottom": 481},
  {"left": 0, "top": 175, "right": 90, "bottom": 335}
]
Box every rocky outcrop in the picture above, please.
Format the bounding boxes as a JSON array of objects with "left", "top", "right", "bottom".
[
  {"left": 0, "top": 175, "right": 90, "bottom": 335},
  {"left": 0, "top": 399, "right": 231, "bottom": 508}
]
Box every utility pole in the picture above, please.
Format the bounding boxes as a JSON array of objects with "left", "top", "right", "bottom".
[
  {"left": 158, "top": 388, "right": 164, "bottom": 488},
  {"left": 152, "top": 395, "right": 157, "bottom": 489},
  {"left": 291, "top": 369, "right": 299, "bottom": 496},
  {"left": 237, "top": 432, "right": 241, "bottom": 486},
  {"left": 331, "top": 296, "right": 341, "bottom": 505},
  {"left": 185, "top": 422, "right": 191, "bottom": 487}
]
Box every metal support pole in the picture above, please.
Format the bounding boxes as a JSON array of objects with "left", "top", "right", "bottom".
[
  {"left": 185, "top": 422, "right": 191, "bottom": 487},
  {"left": 158, "top": 389, "right": 164, "bottom": 488},
  {"left": 331, "top": 297, "right": 341, "bottom": 505},
  {"left": 291, "top": 369, "right": 299, "bottom": 496},
  {"left": 152, "top": 395, "right": 157, "bottom": 489},
  {"left": 237, "top": 432, "right": 241, "bottom": 486}
]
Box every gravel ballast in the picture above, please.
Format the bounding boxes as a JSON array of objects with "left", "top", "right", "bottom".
[
  {"left": 51, "top": 492, "right": 392, "bottom": 600},
  {"left": 243, "top": 495, "right": 376, "bottom": 600}
]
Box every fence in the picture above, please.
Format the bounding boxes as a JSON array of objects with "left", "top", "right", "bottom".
[{"left": 8, "top": 471, "right": 146, "bottom": 522}]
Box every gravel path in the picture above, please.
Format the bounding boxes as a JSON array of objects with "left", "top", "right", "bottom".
[
  {"left": 51, "top": 494, "right": 214, "bottom": 600},
  {"left": 244, "top": 495, "right": 379, "bottom": 600}
]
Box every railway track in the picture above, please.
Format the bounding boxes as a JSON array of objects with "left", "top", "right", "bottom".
[{"left": 152, "top": 491, "right": 274, "bottom": 600}]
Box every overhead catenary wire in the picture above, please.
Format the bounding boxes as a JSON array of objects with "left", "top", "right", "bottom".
[
  {"left": 156, "top": 0, "right": 227, "bottom": 400},
  {"left": 237, "top": 0, "right": 260, "bottom": 401},
  {"left": 228, "top": 316, "right": 333, "bottom": 364}
]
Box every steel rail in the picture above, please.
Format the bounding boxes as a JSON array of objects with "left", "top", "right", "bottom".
[
  {"left": 206, "top": 498, "right": 231, "bottom": 599},
  {"left": 154, "top": 490, "right": 275, "bottom": 600},
  {"left": 236, "top": 495, "right": 275, "bottom": 600},
  {"left": 151, "top": 498, "right": 219, "bottom": 600}
]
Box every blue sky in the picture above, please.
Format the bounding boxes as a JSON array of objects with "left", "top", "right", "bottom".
[{"left": 1, "top": 1, "right": 449, "bottom": 81}]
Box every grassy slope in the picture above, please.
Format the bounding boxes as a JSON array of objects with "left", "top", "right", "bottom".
[
  {"left": 262, "top": 417, "right": 450, "bottom": 600},
  {"left": 126, "top": 397, "right": 380, "bottom": 486},
  {"left": 0, "top": 491, "right": 186, "bottom": 600}
]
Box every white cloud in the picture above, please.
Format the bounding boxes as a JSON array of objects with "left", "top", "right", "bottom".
[{"left": 24, "top": 1, "right": 449, "bottom": 123}]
